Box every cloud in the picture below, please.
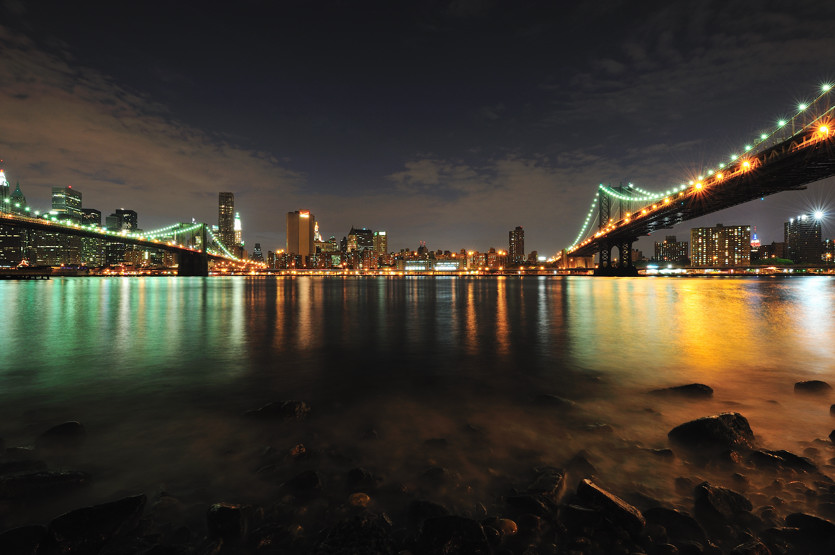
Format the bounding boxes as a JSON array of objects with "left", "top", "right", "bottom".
[{"left": 0, "top": 25, "right": 304, "bottom": 244}]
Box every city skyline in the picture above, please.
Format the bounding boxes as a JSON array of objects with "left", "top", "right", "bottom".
[{"left": 1, "top": 2, "right": 834, "bottom": 254}]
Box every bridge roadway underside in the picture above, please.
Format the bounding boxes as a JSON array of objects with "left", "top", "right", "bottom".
[{"left": 571, "top": 132, "right": 835, "bottom": 274}]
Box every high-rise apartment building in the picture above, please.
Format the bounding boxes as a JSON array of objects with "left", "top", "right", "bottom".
[
  {"left": 52, "top": 186, "right": 82, "bottom": 223},
  {"left": 347, "top": 227, "right": 373, "bottom": 252},
  {"left": 654, "top": 235, "right": 688, "bottom": 264},
  {"left": 218, "top": 192, "right": 235, "bottom": 249},
  {"left": 690, "top": 224, "right": 751, "bottom": 267},
  {"left": 785, "top": 213, "right": 822, "bottom": 264},
  {"left": 508, "top": 226, "right": 524, "bottom": 264},
  {"left": 286, "top": 210, "right": 316, "bottom": 257}
]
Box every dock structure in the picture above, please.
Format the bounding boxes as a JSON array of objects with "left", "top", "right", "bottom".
[{"left": 0, "top": 267, "right": 52, "bottom": 280}]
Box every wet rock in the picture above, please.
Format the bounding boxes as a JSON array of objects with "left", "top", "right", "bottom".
[
  {"left": 288, "top": 443, "right": 307, "bottom": 459},
  {"left": 408, "top": 500, "right": 449, "bottom": 524},
  {"left": 693, "top": 482, "right": 752, "bottom": 530},
  {"left": 645, "top": 507, "right": 706, "bottom": 545},
  {"left": 527, "top": 466, "right": 566, "bottom": 504},
  {"left": 534, "top": 394, "right": 576, "bottom": 409},
  {"left": 49, "top": 494, "right": 146, "bottom": 554},
  {"left": 316, "top": 512, "right": 395, "bottom": 554},
  {"left": 420, "top": 466, "right": 458, "bottom": 488},
  {"left": 795, "top": 380, "right": 832, "bottom": 394},
  {"left": 650, "top": 448, "right": 675, "bottom": 459},
  {"left": 504, "top": 493, "right": 555, "bottom": 519},
  {"left": 4, "top": 446, "right": 37, "bottom": 460},
  {"left": 729, "top": 539, "right": 770, "bottom": 555},
  {"left": 0, "top": 459, "right": 48, "bottom": 475},
  {"left": 417, "top": 515, "right": 491, "bottom": 555},
  {"left": 35, "top": 421, "right": 86, "bottom": 451},
  {"left": 283, "top": 469, "right": 321, "bottom": 495},
  {"left": 348, "top": 492, "right": 371, "bottom": 508},
  {"left": 482, "top": 517, "right": 517, "bottom": 537},
  {"left": 830, "top": 430, "right": 835, "bottom": 444},
  {"left": 0, "top": 524, "right": 48, "bottom": 555},
  {"left": 346, "top": 467, "right": 378, "bottom": 490},
  {"left": 668, "top": 413, "right": 755, "bottom": 455},
  {"left": 576, "top": 478, "right": 645, "bottom": 534},
  {"left": 831, "top": 403, "right": 835, "bottom": 416},
  {"left": 759, "top": 526, "right": 804, "bottom": 552},
  {"left": 206, "top": 502, "right": 253, "bottom": 542},
  {"left": 650, "top": 384, "right": 714, "bottom": 398},
  {"left": 784, "top": 512, "right": 835, "bottom": 540},
  {"left": 245, "top": 400, "right": 310, "bottom": 420},
  {"left": 565, "top": 450, "right": 597, "bottom": 478},
  {"left": 0, "top": 470, "right": 91, "bottom": 499},
  {"left": 749, "top": 449, "right": 818, "bottom": 473}
]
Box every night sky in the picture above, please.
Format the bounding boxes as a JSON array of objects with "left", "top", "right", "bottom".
[{"left": 1, "top": 0, "right": 835, "bottom": 255}]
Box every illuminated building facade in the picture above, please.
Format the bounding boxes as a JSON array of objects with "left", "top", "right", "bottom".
[
  {"left": 286, "top": 210, "right": 316, "bottom": 258},
  {"left": 373, "top": 231, "right": 388, "bottom": 256},
  {"left": 218, "top": 192, "right": 235, "bottom": 250},
  {"left": 508, "top": 226, "right": 524, "bottom": 264},
  {"left": 784, "top": 214, "right": 822, "bottom": 264},
  {"left": 81, "top": 208, "right": 105, "bottom": 267},
  {"left": 52, "top": 186, "right": 82, "bottom": 223},
  {"left": 347, "top": 227, "right": 373, "bottom": 252},
  {"left": 690, "top": 224, "right": 751, "bottom": 267},
  {"left": 234, "top": 212, "right": 242, "bottom": 246},
  {"left": 654, "top": 235, "right": 688, "bottom": 264}
]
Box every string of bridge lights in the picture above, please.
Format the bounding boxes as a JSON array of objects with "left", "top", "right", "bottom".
[
  {"left": 205, "top": 227, "right": 240, "bottom": 261},
  {"left": 568, "top": 82, "right": 834, "bottom": 251}
]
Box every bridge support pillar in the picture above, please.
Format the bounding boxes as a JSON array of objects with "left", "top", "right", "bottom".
[
  {"left": 177, "top": 224, "right": 209, "bottom": 276},
  {"left": 594, "top": 239, "right": 639, "bottom": 276}
]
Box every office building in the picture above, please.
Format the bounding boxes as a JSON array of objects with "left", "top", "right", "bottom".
[
  {"left": 509, "top": 226, "right": 524, "bottom": 264},
  {"left": 218, "top": 192, "right": 235, "bottom": 249},
  {"left": 52, "top": 186, "right": 82, "bottom": 223},
  {"left": 785, "top": 213, "right": 822, "bottom": 264},
  {"left": 654, "top": 235, "right": 688, "bottom": 264},
  {"left": 286, "top": 210, "right": 316, "bottom": 258},
  {"left": 81, "top": 209, "right": 105, "bottom": 267},
  {"left": 347, "top": 227, "right": 373, "bottom": 252},
  {"left": 690, "top": 224, "right": 751, "bottom": 267},
  {"left": 373, "top": 231, "right": 388, "bottom": 256}
]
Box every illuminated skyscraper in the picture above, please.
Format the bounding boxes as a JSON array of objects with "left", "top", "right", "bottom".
[
  {"left": 509, "top": 226, "right": 524, "bottom": 265},
  {"left": 690, "top": 224, "right": 750, "bottom": 267},
  {"left": 52, "top": 186, "right": 82, "bottom": 223},
  {"left": 218, "top": 192, "right": 235, "bottom": 249},
  {"left": 373, "top": 231, "right": 388, "bottom": 255},
  {"left": 234, "top": 212, "right": 242, "bottom": 246},
  {"left": 347, "top": 227, "right": 373, "bottom": 252},
  {"left": 286, "top": 210, "right": 316, "bottom": 257},
  {"left": 785, "top": 213, "right": 822, "bottom": 264},
  {"left": 0, "top": 169, "right": 9, "bottom": 210}
]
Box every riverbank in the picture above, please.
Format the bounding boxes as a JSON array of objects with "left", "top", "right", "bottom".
[{"left": 3, "top": 381, "right": 835, "bottom": 554}]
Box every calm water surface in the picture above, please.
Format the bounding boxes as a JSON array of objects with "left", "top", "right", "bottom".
[{"left": 1, "top": 276, "right": 833, "bottom": 525}]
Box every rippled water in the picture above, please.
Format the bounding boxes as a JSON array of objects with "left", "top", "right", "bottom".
[{"left": 1, "top": 276, "right": 834, "bottom": 527}]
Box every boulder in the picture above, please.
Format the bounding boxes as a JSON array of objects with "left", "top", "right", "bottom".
[
  {"left": 417, "top": 515, "right": 491, "bottom": 555},
  {"left": 730, "top": 539, "right": 771, "bottom": 555},
  {"left": 576, "top": 478, "right": 645, "bottom": 534},
  {"left": 282, "top": 469, "right": 321, "bottom": 495},
  {"left": 668, "top": 413, "right": 754, "bottom": 454},
  {"left": 0, "top": 525, "right": 48, "bottom": 555},
  {"left": 693, "top": 481, "right": 752, "bottom": 529},
  {"left": 0, "top": 470, "right": 91, "bottom": 499},
  {"left": 784, "top": 512, "right": 835, "bottom": 541},
  {"left": 527, "top": 466, "right": 566, "bottom": 504},
  {"left": 408, "top": 500, "right": 450, "bottom": 524},
  {"left": 207, "top": 502, "right": 253, "bottom": 542},
  {"left": 49, "top": 494, "right": 146, "bottom": 554},
  {"left": 245, "top": 400, "right": 310, "bottom": 420},
  {"left": 644, "top": 507, "right": 706, "bottom": 545},
  {"left": 35, "top": 421, "right": 86, "bottom": 451},
  {"left": 749, "top": 449, "right": 818, "bottom": 473},
  {"left": 504, "top": 493, "right": 555, "bottom": 519},
  {"left": 794, "top": 380, "right": 832, "bottom": 394},
  {"left": 316, "top": 513, "right": 395, "bottom": 555},
  {"left": 650, "top": 384, "right": 714, "bottom": 398},
  {"left": 0, "top": 459, "right": 48, "bottom": 475}
]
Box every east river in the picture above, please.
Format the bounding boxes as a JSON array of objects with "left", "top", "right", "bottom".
[{"left": 1, "top": 275, "right": 834, "bottom": 537}]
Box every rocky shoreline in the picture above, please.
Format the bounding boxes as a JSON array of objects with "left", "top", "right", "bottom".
[{"left": 3, "top": 386, "right": 835, "bottom": 554}]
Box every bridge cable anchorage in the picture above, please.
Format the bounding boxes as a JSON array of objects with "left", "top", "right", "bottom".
[{"left": 564, "top": 81, "right": 835, "bottom": 254}]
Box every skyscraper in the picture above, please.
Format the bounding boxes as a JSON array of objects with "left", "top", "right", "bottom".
[
  {"left": 52, "top": 186, "right": 82, "bottom": 223},
  {"left": 286, "top": 210, "right": 316, "bottom": 257},
  {"left": 347, "top": 227, "right": 373, "bottom": 252},
  {"left": 234, "top": 212, "right": 243, "bottom": 246},
  {"left": 785, "top": 213, "right": 823, "bottom": 264},
  {"left": 690, "top": 224, "right": 751, "bottom": 267},
  {"left": 218, "top": 192, "right": 235, "bottom": 249},
  {"left": 373, "top": 231, "right": 388, "bottom": 256},
  {"left": 509, "top": 226, "right": 524, "bottom": 265}
]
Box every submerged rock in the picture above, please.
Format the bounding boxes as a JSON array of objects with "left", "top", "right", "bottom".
[
  {"left": 794, "top": 380, "right": 832, "bottom": 394},
  {"left": 35, "top": 421, "right": 86, "bottom": 451},
  {"left": 576, "top": 478, "right": 645, "bottom": 534},
  {"left": 668, "top": 413, "right": 755, "bottom": 455},
  {"left": 650, "top": 383, "right": 714, "bottom": 398},
  {"left": 245, "top": 400, "right": 310, "bottom": 420},
  {"left": 49, "top": 494, "right": 146, "bottom": 554}
]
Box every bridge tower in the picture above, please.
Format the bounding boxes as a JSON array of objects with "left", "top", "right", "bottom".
[
  {"left": 595, "top": 184, "right": 638, "bottom": 276},
  {"left": 177, "top": 223, "right": 210, "bottom": 276}
]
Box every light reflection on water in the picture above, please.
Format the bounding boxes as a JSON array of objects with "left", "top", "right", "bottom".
[{"left": 1, "top": 275, "right": 834, "bottom": 524}]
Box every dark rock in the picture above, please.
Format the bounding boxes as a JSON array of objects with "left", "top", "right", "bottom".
[
  {"left": 784, "top": 512, "right": 835, "bottom": 540},
  {"left": 668, "top": 413, "right": 755, "bottom": 455},
  {"left": 0, "top": 525, "right": 48, "bottom": 555},
  {"left": 49, "top": 494, "right": 146, "bottom": 554},
  {"left": 245, "top": 400, "right": 310, "bottom": 420},
  {"left": 645, "top": 507, "right": 706, "bottom": 545},
  {"left": 0, "top": 459, "right": 48, "bottom": 475},
  {"left": 316, "top": 512, "right": 395, "bottom": 555},
  {"left": 759, "top": 526, "right": 804, "bottom": 553},
  {"left": 346, "top": 467, "right": 378, "bottom": 490},
  {"left": 35, "top": 421, "right": 86, "bottom": 451},
  {"left": 408, "top": 500, "right": 449, "bottom": 524},
  {"left": 4, "top": 446, "right": 37, "bottom": 460},
  {"left": 527, "top": 466, "right": 566, "bottom": 504},
  {"left": 504, "top": 494, "right": 555, "bottom": 519},
  {"left": 729, "top": 539, "right": 770, "bottom": 555},
  {"left": 749, "top": 449, "right": 818, "bottom": 473},
  {"left": 675, "top": 476, "right": 699, "bottom": 497},
  {"left": 560, "top": 503, "right": 601, "bottom": 529},
  {"left": 420, "top": 466, "right": 458, "bottom": 488},
  {"left": 830, "top": 430, "right": 835, "bottom": 444},
  {"left": 650, "top": 448, "right": 675, "bottom": 458},
  {"left": 831, "top": 403, "right": 835, "bottom": 415},
  {"left": 576, "top": 478, "right": 645, "bottom": 534},
  {"left": 206, "top": 503, "right": 253, "bottom": 542},
  {"left": 482, "top": 517, "right": 517, "bottom": 537},
  {"left": 693, "top": 482, "right": 752, "bottom": 530},
  {"left": 533, "top": 394, "right": 576, "bottom": 409},
  {"left": 650, "top": 384, "right": 714, "bottom": 398},
  {"left": 283, "top": 470, "right": 321, "bottom": 495},
  {"left": 0, "top": 470, "right": 91, "bottom": 499},
  {"left": 565, "top": 450, "right": 597, "bottom": 478},
  {"left": 0, "top": 437, "right": 4, "bottom": 453},
  {"left": 795, "top": 380, "right": 832, "bottom": 394},
  {"left": 417, "top": 515, "right": 491, "bottom": 555}
]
